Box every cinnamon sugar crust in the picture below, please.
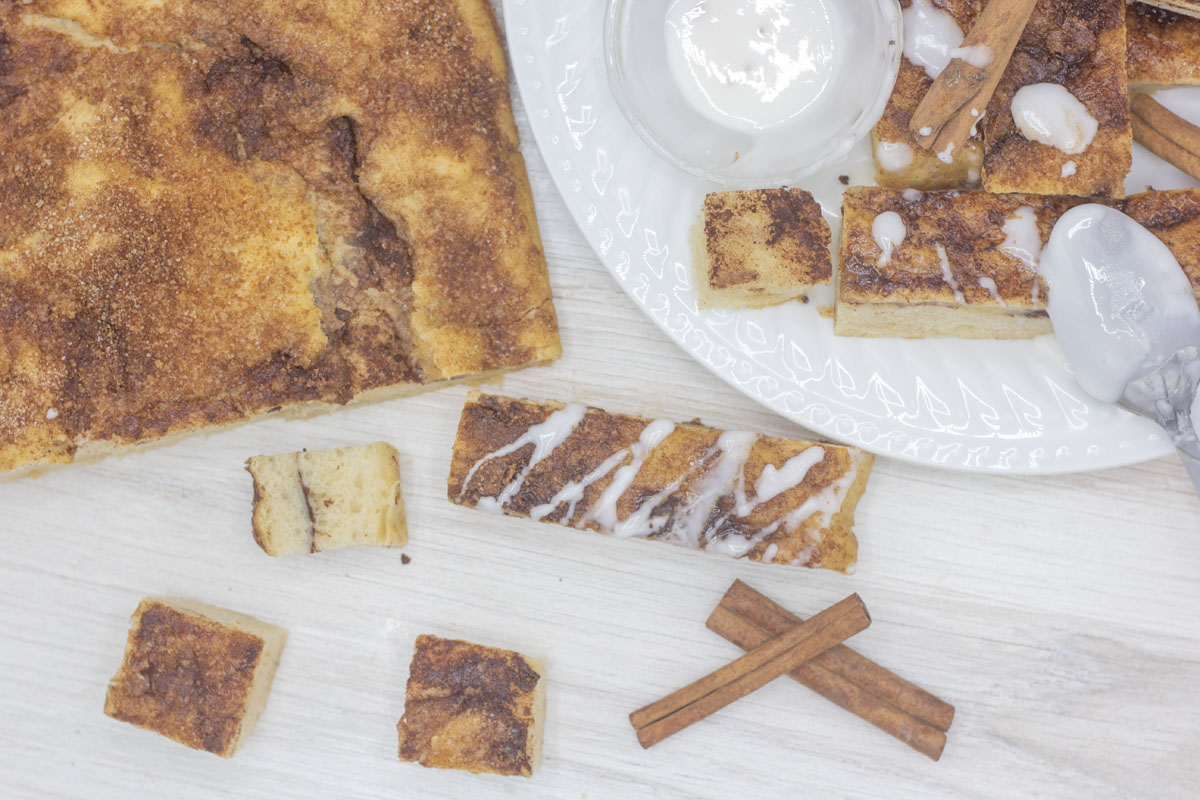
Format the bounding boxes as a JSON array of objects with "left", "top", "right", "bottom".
[
  {"left": 0, "top": 0, "right": 560, "bottom": 475},
  {"left": 398, "top": 635, "right": 545, "bottom": 778},
  {"left": 103, "top": 598, "right": 286, "bottom": 757},
  {"left": 981, "top": 0, "right": 1131, "bottom": 197},
  {"left": 1127, "top": 2, "right": 1200, "bottom": 88}
]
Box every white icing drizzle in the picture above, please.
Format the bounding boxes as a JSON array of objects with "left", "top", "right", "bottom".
[
  {"left": 529, "top": 419, "right": 676, "bottom": 522},
  {"left": 762, "top": 543, "right": 779, "bottom": 563},
  {"left": 918, "top": 125, "right": 933, "bottom": 137},
  {"left": 937, "top": 243, "right": 965, "bottom": 303},
  {"left": 45, "top": 408, "right": 59, "bottom": 420},
  {"left": 950, "top": 43, "right": 993, "bottom": 69},
  {"left": 583, "top": 419, "right": 678, "bottom": 530},
  {"left": 936, "top": 140, "right": 956, "bottom": 164},
  {"left": 969, "top": 108, "right": 985, "bottom": 137},
  {"left": 902, "top": 0, "right": 964, "bottom": 80},
  {"left": 459, "top": 403, "right": 588, "bottom": 511},
  {"left": 871, "top": 211, "right": 907, "bottom": 267},
  {"left": 1010, "top": 83, "right": 1098, "bottom": 155},
  {"left": 876, "top": 140, "right": 914, "bottom": 172},
  {"left": 903, "top": 188, "right": 924, "bottom": 202},
  {"left": 1061, "top": 160, "right": 1077, "bottom": 177},
  {"left": 999, "top": 204, "right": 1042, "bottom": 271},
  {"left": 978, "top": 277, "right": 1006, "bottom": 306},
  {"left": 465, "top": 412, "right": 845, "bottom": 561},
  {"left": 967, "top": 167, "right": 981, "bottom": 184}
]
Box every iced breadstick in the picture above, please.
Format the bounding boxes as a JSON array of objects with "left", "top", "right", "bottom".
[{"left": 447, "top": 393, "right": 873, "bottom": 573}]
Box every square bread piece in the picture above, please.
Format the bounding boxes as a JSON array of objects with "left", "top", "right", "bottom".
[
  {"left": 0, "top": 0, "right": 560, "bottom": 478},
  {"left": 104, "top": 598, "right": 287, "bottom": 757},
  {"left": 980, "top": 0, "right": 1131, "bottom": 197},
  {"left": 693, "top": 189, "right": 832, "bottom": 309},
  {"left": 871, "top": 0, "right": 983, "bottom": 191},
  {"left": 835, "top": 187, "right": 1200, "bottom": 338},
  {"left": 246, "top": 442, "right": 407, "bottom": 556},
  {"left": 448, "top": 393, "right": 872, "bottom": 573},
  {"left": 398, "top": 635, "right": 546, "bottom": 778},
  {"left": 1127, "top": 2, "right": 1200, "bottom": 88}
]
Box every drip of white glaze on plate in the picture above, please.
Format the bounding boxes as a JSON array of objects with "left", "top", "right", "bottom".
[
  {"left": 902, "top": 0, "right": 964, "bottom": 80},
  {"left": 1010, "top": 83, "right": 1098, "bottom": 155},
  {"left": 1041, "top": 205, "right": 1200, "bottom": 402},
  {"left": 460, "top": 403, "right": 587, "bottom": 510},
  {"left": 872, "top": 211, "right": 907, "bottom": 267},
  {"left": 876, "top": 140, "right": 914, "bottom": 172},
  {"left": 937, "top": 243, "right": 965, "bottom": 303}
]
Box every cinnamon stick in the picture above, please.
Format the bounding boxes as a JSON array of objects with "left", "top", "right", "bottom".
[
  {"left": 910, "top": 0, "right": 1039, "bottom": 158},
  {"left": 1131, "top": 93, "right": 1200, "bottom": 182},
  {"left": 630, "top": 593, "right": 870, "bottom": 748},
  {"left": 707, "top": 606, "right": 946, "bottom": 760},
  {"left": 714, "top": 579, "right": 955, "bottom": 733}
]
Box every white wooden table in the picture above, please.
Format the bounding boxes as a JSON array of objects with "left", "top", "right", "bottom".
[{"left": 2, "top": 27, "right": 1198, "bottom": 800}]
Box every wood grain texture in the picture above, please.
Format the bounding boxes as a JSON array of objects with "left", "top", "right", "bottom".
[{"left": 0, "top": 4, "right": 1198, "bottom": 798}]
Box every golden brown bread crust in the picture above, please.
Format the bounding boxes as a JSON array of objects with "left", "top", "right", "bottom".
[
  {"left": 696, "top": 188, "right": 831, "bottom": 308},
  {"left": 447, "top": 393, "right": 871, "bottom": 572},
  {"left": 872, "top": 0, "right": 983, "bottom": 190},
  {"left": 398, "top": 634, "right": 543, "bottom": 778},
  {"left": 104, "top": 600, "right": 272, "bottom": 757},
  {"left": 0, "top": 0, "right": 560, "bottom": 475},
  {"left": 981, "top": 0, "right": 1131, "bottom": 197},
  {"left": 1127, "top": 2, "right": 1200, "bottom": 87},
  {"left": 836, "top": 187, "right": 1200, "bottom": 337}
]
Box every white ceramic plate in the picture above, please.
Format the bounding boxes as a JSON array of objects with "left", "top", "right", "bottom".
[{"left": 504, "top": 0, "right": 1200, "bottom": 473}]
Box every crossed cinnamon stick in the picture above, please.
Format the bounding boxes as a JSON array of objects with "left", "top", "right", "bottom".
[
  {"left": 1131, "top": 93, "right": 1200, "bottom": 182},
  {"left": 629, "top": 581, "right": 954, "bottom": 760}
]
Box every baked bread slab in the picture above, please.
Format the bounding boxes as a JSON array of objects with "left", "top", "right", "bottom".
[
  {"left": 246, "top": 442, "right": 407, "bottom": 556},
  {"left": 836, "top": 187, "right": 1200, "bottom": 338},
  {"left": 397, "top": 634, "right": 546, "bottom": 778},
  {"left": 693, "top": 189, "right": 832, "bottom": 309},
  {"left": 448, "top": 393, "right": 873, "bottom": 572},
  {"left": 981, "top": 0, "right": 1131, "bottom": 197},
  {"left": 1127, "top": 2, "right": 1200, "bottom": 88},
  {"left": 104, "top": 598, "right": 287, "bottom": 757},
  {"left": 0, "top": 0, "right": 560, "bottom": 477},
  {"left": 871, "top": 0, "right": 983, "bottom": 191}
]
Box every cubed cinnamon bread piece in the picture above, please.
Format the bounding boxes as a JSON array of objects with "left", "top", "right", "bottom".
[
  {"left": 448, "top": 393, "right": 872, "bottom": 573},
  {"left": 835, "top": 187, "right": 1200, "bottom": 338},
  {"left": 246, "top": 442, "right": 407, "bottom": 556},
  {"left": 398, "top": 635, "right": 546, "bottom": 778},
  {"left": 980, "top": 0, "right": 1131, "bottom": 197},
  {"left": 693, "top": 189, "right": 832, "bottom": 309},
  {"left": 1128, "top": 2, "right": 1200, "bottom": 88},
  {"left": 104, "top": 598, "right": 287, "bottom": 757}
]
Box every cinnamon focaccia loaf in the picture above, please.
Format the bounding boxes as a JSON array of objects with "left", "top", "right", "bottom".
[
  {"left": 0, "top": 0, "right": 560, "bottom": 477},
  {"left": 448, "top": 393, "right": 873, "bottom": 572}
]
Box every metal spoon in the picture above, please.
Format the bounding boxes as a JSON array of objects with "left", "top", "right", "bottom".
[{"left": 1118, "top": 345, "right": 1200, "bottom": 493}]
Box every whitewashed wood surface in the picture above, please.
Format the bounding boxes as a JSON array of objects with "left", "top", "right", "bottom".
[{"left": 2, "top": 24, "right": 1199, "bottom": 800}]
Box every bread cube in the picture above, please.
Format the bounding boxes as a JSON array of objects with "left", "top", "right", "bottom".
[
  {"left": 246, "top": 442, "right": 407, "bottom": 555},
  {"left": 398, "top": 635, "right": 546, "bottom": 777},
  {"left": 103, "top": 598, "right": 287, "bottom": 757},
  {"left": 692, "top": 188, "right": 832, "bottom": 309}
]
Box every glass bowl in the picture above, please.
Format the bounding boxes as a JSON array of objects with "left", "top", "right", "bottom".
[{"left": 604, "top": 0, "right": 902, "bottom": 187}]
